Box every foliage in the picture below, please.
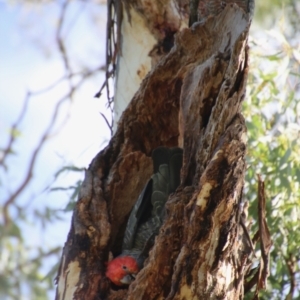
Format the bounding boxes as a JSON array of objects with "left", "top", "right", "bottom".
[
  {"left": 244, "top": 29, "right": 300, "bottom": 299},
  {"left": 254, "top": 0, "right": 300, "bottom": 34}
]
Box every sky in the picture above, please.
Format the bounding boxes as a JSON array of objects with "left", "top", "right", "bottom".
[{"left": 0, "top": 1, "right": 110, "bottom": 298}]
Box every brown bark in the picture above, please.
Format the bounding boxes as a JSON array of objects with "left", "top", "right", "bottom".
[{"left": 56, "top": 4, "right": 253, "bottom": 300}]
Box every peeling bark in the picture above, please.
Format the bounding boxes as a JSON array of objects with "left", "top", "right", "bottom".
[
  {"left": 112, "top": 0, "right": 189, "bottom": 129},
  {"left": 56, "top": 4, "right": 254, "bottom": 300}
]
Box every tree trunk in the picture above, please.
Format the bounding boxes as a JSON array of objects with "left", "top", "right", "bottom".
[{"left": 55, "top": 3, "right": 253, "bottom": 300}]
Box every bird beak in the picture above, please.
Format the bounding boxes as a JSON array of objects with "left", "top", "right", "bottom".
[{"left": 120, "top": 274, "right": 136, "bottom": 285}]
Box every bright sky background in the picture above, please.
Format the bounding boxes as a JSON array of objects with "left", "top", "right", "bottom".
[{"left": 0, "top": 1, "right": 110, "bottom": 298}]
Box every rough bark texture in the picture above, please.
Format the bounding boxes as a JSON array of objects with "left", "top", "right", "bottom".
[{"left": 56, "top": 4, "right": 252, "bottom": 300}]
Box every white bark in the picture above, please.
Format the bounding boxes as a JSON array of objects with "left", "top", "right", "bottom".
[
  {"left": 113, "top": 7, "right": 156, "bottom": 130},
  {"left": 113, "top": 0, "right": 189, "bottom": 131}
]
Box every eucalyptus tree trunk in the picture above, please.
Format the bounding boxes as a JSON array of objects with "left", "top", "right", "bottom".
[{"left": 55, "top": 1, "right": 257, "bottom": 299}]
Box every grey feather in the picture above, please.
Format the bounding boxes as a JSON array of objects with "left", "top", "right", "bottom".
[{"left": 121, "top": 147, "right": 183, "bottom": 268}]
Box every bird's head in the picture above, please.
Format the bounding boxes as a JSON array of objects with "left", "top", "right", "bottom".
[{"left": 106, "top": 256, "right": 139, "bottom": 286}]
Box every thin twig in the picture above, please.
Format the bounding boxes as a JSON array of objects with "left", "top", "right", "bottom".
[
  {"left": 56, "top": 0, "right": 72, "bottom": 78},
  {"left": 100, "top": 112, "right": 113, "bottom": 136},
  {"left": 285, "top": 254, "right": 296, "bottom": 300},
  {"left": 2, "top": 68, "right": 99, "bottom": 225},
  {"left": 0, "top": 93, "right": 30, "bottom": 168}
]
